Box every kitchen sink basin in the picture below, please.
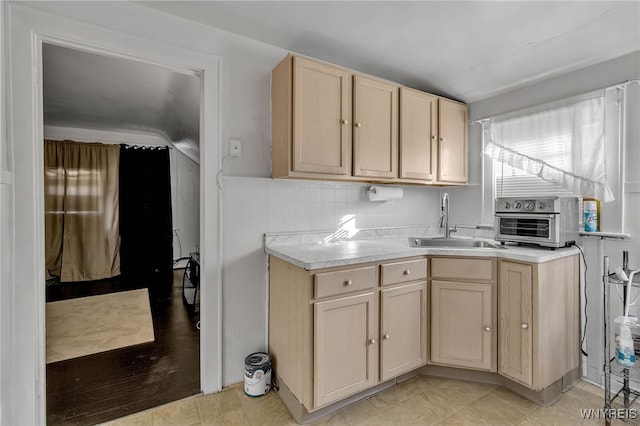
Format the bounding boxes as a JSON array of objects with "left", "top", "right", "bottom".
[{"left": 408, "top": 237, "right": 504, "bottom": 249}]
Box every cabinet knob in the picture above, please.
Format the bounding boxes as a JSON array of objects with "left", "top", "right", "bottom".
[
  {"left": 383, "top": 334, "right": 390, "bottom": 340},
  {"left": 368, "top": 338, "right": 376, "bottom": 345},
  {"left": 431, "top": 135, "right": 436, "bottom": 140},
  {"left": 341, "top": 119, "right": 349, "bottom": 125},
  {"left": 521, "top": 323, "right": 529, "bottom": 329},
  {"left": 403, "top": 270, "right": 411, "bottom": 276},
  {"left": 345, "top": 279, "right": 353, "bottom": 287},
  {"left": 355, "top": 122, "right": 362, "bottom": 128},
  {"left": 440, "top": 137, "right": 445, "bottom": 142},
  {"left": 484, "top": 326, "right": 491, "bottom": 332}
]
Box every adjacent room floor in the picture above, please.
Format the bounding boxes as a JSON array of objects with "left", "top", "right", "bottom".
[
  {"left": 104, "top": 377, "right": 624, "bottom": 426},
  {"left": 46, "top": 269, "right": 200, "bottom": 426}
]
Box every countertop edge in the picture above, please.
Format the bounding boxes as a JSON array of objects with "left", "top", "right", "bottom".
[{"left": 265, "top": 242, "right": 580, "bottom": 271}]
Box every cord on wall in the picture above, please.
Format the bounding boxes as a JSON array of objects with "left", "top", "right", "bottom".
[{"left": 216, "top": 155, "right": 232, "bottom": 191}]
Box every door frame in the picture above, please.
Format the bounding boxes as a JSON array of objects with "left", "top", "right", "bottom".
[{"left": 3, "top": 3, "right": 222, "bottom": 424}]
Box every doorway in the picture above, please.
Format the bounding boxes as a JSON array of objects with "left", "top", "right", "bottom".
[
  {"left": 5, "top": 5, "right": 222, "bottom": 423},
  {"left": 42, "top": 43, "right": 203, "bottom": 424}
]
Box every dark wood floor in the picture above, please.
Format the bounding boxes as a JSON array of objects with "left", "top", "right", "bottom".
[{"left": 46, "top": 269, "right": 200, "bottom": 425}]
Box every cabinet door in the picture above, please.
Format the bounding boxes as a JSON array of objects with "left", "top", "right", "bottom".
[
  {"left": 431, "top": 280, "right": 493, "bottom": 370},
  {"left": 380, "top": 281, "right": 427, "bottom": 381},
  {"left": 353, "top": 76, "right": 398, "bottom": 178},
  {"left": 293, "top": 56, "right": 352, "bottom": 175},
  {"left": 437, "top": 99, "right": 468, "bottom": 183},
  {"left": 498, "top": 261, "right": 533, "bottom": 387},
  {"left": 314, "top": 292, "right": 378, "bottom": 408},
  {"left": 399, "top": 88, "right": 437, "bottom": 181}
]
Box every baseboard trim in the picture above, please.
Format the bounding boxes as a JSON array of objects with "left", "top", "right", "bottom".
[{"left": 274, "top": 366, "right": 583, "bottom": 424}]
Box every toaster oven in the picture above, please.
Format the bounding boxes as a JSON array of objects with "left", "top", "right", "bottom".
[{"left": 494, "top": 196, "right": 581, "bottom": 248}]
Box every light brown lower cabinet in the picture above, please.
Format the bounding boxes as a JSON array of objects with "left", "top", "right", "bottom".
[
  {"left": 430, "top": 280, "right": 494, "bottom": 371},
  {"left": 269, "top": 253, "right": 578, "bottom": 416},
  {"left": 429, "top": 257, "right": 497, "bottom": 372},
  {"left": 380, "top": 281, "right": 427, "bottom": 381},
  {"left": 498, "top": 256, "right": 579, "bottom": 391},
  {"left": 314, "top": 292, "right": 378, "bottom": 407},
  {"left": 269, "top": 256, "right": 427, "bottom": 412}
]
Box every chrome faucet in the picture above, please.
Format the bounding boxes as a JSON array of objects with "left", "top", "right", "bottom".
[{"left": 440, "top": 193, "right": 451, "bottom": 238}]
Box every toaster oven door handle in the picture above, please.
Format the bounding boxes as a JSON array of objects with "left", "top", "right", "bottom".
[{"left": 495, "top": 213, "right": 556, "bottom": 220}]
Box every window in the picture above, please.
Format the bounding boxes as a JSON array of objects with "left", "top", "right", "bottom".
[{"left": 481, "top": 86, "right": 625, "bottom": 231}]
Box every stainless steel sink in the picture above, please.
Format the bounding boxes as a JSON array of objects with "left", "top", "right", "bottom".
[{"left": 408, "top": 237, "right": 504, "bottom": 249}]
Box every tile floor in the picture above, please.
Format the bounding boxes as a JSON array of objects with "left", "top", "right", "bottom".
[{"left": 103, "top": 377, "right": 629, "bottom": 425}]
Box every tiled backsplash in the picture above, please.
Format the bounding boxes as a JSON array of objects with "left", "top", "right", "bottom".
[{"left": 220, "top": 176, "right": 441, "bottom": 385}]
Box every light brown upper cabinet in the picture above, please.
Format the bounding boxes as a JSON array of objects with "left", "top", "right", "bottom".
[
  {"left": 352, "top": 76, "right": 398, "bottom": 179},
  {"left": 271, "top": 54, "right": 468, "bottom": 185},
  {"left": 399, "top": 87, "right": 438, "bottom": 181},
  {"left": 437, "top": 99, "right": 468, "bottom": 183},
  {"left": 272, "top": 55, "right": 352, "bottom": 178}
]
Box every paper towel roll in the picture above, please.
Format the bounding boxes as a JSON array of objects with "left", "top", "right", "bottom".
[{"left": 367, "top": 185, "right": 403, "bottom": 202}]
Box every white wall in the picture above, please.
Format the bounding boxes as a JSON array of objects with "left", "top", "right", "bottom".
[
  {"left": 454, "top": 51, "right": 640, "bottom": 385},
  {"left": 43, "top": 126, "right": 200, "bottom": 263},
  {"left": 3, "top": 3, "right": 222, "bottom": 423},
  {"left": 221, "top": 177, "right": 441, "bottom": 384}
]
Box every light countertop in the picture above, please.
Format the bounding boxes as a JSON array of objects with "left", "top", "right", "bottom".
[{"left": 264, "top": 228, "right": 580, "bottom": 270}]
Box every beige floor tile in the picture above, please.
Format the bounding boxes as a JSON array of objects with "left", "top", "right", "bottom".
[
  {"left": 553, "top": 384, "right": 604, "bottom": 415},
  {"left": 352, "top": 412, "right": 397, "bottom": 426},
  {"left": 490, "top": 386, "right": 539, "bottom": 416},
  {"left": 103, "top": 411, "right": 154, "bottom": 426},
  {"left": 152, "top": 398, "right": 201, "bottom": 426},
  {"left": 418, "top": 388, "right": 468, "bottom": 420},
  {"left": 437, "top": 407, "right": 495, "bottom": 426},
  {"left": 196, "top": 387, "right": 242, "bottom": 419},
  {"left": 463, "top": 392, "right": 530, "bottom": 426},
  {"left": 518, "top": 405, "right": 584, "bottom": 425},
  {"left": 334, "top": 399, "right": 383, "bottom": 425},
  {"left": 435, "top": 379, "right": 497, "bottom": 406},
  {"left": 368, "top": 381, "right": 419, "bottom": 412},
  {"left": 200, "top": 407, "right": 250, "bottom": 426},
  {"left": 384, "top": 394, "right": 440, "bottom": 426}
]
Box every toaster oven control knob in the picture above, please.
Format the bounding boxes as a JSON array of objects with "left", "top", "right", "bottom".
[
  {"left": 513, "top": 201, "right": 522, "bottom": 209},
  {"left": 524, "top": 200, "right": 534, "bottom": 210},
  {"left": 537, "top": 201, "right": 546, "bottom": 210},
  {"left": 504, "top": 201, "right": 511, "bottom": 209}
]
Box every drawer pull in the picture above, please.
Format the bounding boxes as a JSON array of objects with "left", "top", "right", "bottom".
[
  {"left": 484, "top": 326, "right": 491, "bottom": 332},
  {"left": 521, "top": 323, "right": 529, "bottom": 329},
  {"left": 344, "top": 279, "right": 353, "bottom": 287},
  {"left": 403, "top": 270, "right": 411, "bottom": 276},
  {"left": 383, "top": 334, "right": 390, "bottom": 340},
  {"left": 368, "top": 338, "right": 376, "bottom": 345}
]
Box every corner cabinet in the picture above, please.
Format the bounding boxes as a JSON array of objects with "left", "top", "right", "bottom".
[
  {"left": 271, "top": 54, "right": 467, "bottom": 185},
  {"left": 268, "top": 256, "right": 427, "bottom": 412},
  {"left": 498, "top": 257, "right": 580, "bottom": 391},
  {"left": 429, "top": 257, "right": 497, "bottom": 371}
]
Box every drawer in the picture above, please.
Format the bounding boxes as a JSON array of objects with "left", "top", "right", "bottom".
[
  {"left": 314, "top": 266, "right": 377, "bottom": 299},
  {"left": 381, "top": 258, "right": 427, "bottom": 286},
  {"left": 430, "top": 257, "right": 495, "bottom": 282}
]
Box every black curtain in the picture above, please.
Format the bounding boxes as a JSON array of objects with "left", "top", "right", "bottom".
[{"left": 119, "top": 145, "right": 173, "bottom": 300}]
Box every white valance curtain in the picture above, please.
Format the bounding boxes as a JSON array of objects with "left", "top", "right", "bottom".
[{"left": 485, "top": 90, "right": 614, "bottom": 202}]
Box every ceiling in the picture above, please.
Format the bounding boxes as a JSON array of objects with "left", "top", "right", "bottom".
[
  {"left": 43, "top": 2, "right": 639, "bottom": 162},
  {"left": 43, "top": 43, "right": 201, "bottom": 163},
  {"left": 141, "top": 0, "right": 640, "bottom": 102}
]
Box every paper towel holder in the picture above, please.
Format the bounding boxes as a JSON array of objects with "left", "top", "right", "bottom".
[{"left": 367, "top": 185, "right": 403, "bottom": 202}]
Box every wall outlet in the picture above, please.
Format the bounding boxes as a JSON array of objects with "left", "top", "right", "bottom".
[{"left": 230, "top": 138, "right": 242, "bottom": 157}]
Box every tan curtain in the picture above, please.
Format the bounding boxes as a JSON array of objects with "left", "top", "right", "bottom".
[{"left": 44, "top": 140, "right": 120, "bottom": 282}]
